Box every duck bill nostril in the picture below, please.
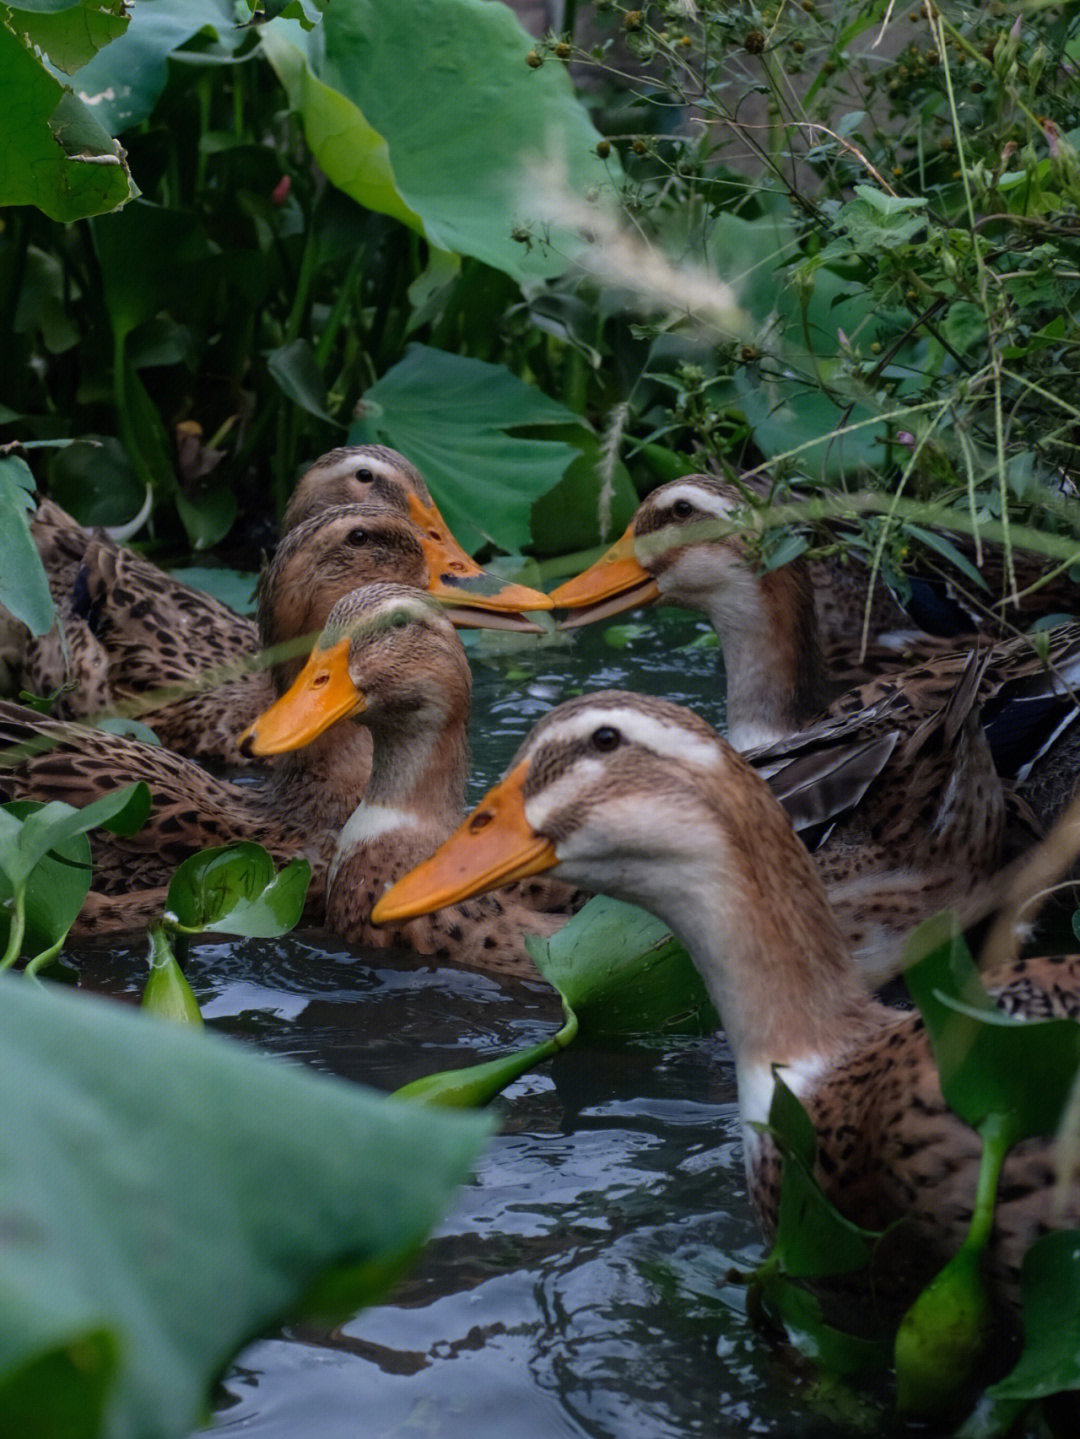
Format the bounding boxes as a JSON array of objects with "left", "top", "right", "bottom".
[{"left": 372, "top": 761, "right": 557, "bottom": 922}]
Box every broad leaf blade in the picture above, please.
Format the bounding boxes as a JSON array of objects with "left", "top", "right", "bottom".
[
  {"left": 0, "top": 977, "right": 491, "bottom": 1437},
  {"left": 526, "top": 894, "right": 717, "bottom": 1037},
  {"left": 166, "top": 842, "right": 311, "bottom": 936},
  {"left": 0, "top": 456, "right": 53, "bottom": 635},
  {"left": 985, "top": 1229, "right": 1080, "bottom": 1400},
  {"left": 361, "top": 344, "right": 586, "bottom": 553},
  {"left": 0, "top": 802, "right": 92, "bottom": 959},
  {"left": 904, "top": 916, "right": 1080, "bottom": 1139},
  {"left": 261, "top": 0, "right": 613, "bottom": 283}
]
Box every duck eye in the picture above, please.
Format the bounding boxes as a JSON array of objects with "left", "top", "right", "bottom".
[
  {"left": 346, "top": 528, "right": 368, "bottom": 547},
  {"left": 390, "top": 610, "right": 411, "bottom": 629},
  {"left": 591, "top": 725, "right": 621, "bottom": 753},
  {"left": 353, "top": 467, "right": 374, "bottom": 484},
  {"left": 671, "top": 498, "right": 694, "bottom": 520}
]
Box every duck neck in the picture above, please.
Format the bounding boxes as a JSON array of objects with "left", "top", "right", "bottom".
[
  {"left": 266, "top": 725, "right": 372, "bottom": 830},
  {"left": 363, "top": 699, "right": 469, "bottom": 832},
  {"left": 630, "top": 763, "right": 883, "bottom": 1112},
  {"left": 700, "top": 561, "right": 828, "bottom": 748}
]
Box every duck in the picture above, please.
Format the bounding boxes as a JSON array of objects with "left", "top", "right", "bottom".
[
  {"left": 370, "top": 689, "right": 1080, "bottom": 1310},
  {"left": 22, "top": 444, "right": 528, "bottom": 765},
  {"left": 0, "top": 506, "right": 552, "bottom": 936},
  {"left": 238, "top": 585, "right": 580, "bottom": 972},
  {"left": 550, "top": 475, "right": 1045, "bottom": 985},
  {"left": 551, "top": 474, "right": 969, "bottom": 743}
]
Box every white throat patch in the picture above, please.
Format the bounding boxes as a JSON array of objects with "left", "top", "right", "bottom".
[{"left": 330, "top": 803, "right": 420, "bottom": 885}]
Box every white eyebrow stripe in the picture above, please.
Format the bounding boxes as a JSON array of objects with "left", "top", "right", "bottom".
[
  {"left": 535, "top": 706, "right": 722, "bottom": 771},
  {"left": 653, "top": 483, "right": 738, "bottom": 519}
]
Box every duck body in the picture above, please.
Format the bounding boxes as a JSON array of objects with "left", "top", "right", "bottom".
[
  {"left": 241, "top": 585, "right": 576, "bottom": 972},
  {"left": 1, "top": 510, "right": 553, "bottom": 934},
  {"left": 371, "top": 690, "right": 1080, "bottom": 1310},
  {"left": 23, "top": 446, "right": 538, "bottom": 765}
]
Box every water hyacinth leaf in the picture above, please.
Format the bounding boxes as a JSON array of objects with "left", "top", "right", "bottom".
[
  {"left": 895, "top": 1245, "right": 992, "bottom": 1417},
  {"left": 394, "top": 1008, "right": 577, "bottom": 1108},
  {"left": 0, "top": 456, "right": 53, "bottom": 635},
  {"left": 525, "top": 894, "right": 717, "bottom": 1037},
  {"left": 360, "top": 345, "right": 586, "bottom": 552},
  {"left": 762, "top": 1074, "right": 880, "bottom": 1280},
  {"left": 0, "top": 1327, "right": 118, "bottom": 1439},
  {"left": 50, "top": 436, "right": 145, "bottom": 528},
  {"left": 142, "top": 925, "right": 203, "bottom": 1025},
  {"left": 983, "top": 1229, "right": 1080, "bottom": 1400},
  {"left": 175, "top": 481, "right": 238, "bottom": 550},
  {"left": 261, "top": 0, "right": 612, "bottom": 283},
  {"left": 0, "top": 23, "right": 134, "bottom": 220},
  {"left": 0, "top": 976, "right": 492, "bottom": 1437},
  {"left": 904, "top": 916, "right": 1080, "bottom": 1139},
  {"left": 0, "top": 802, "right": 92, "bottom": 962},
  {"left": 758, "top": 1275, "right": 892, "bottom": 1378},
  {"left": 0, "top": 783, "right": 150, "bottom": 892},
  {"left": 166, "top": 842, "right": 311, "bottom": 936},
  {"left": 169, "top": 567, "right": 259, "bottom": 615}
]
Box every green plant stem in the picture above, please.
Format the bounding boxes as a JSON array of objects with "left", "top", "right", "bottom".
[
  {"left": 0, "top": 888, "right": 27, "bottom": 972},
  {"left": 24, "top": 937, "right": 67, "bottom": 982},
  {"left": 968, "top": 1112, "right": 1016, "bottom": 1254}
]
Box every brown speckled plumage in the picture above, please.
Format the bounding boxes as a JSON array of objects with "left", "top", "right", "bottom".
[
  {"left": 1, "top": 506, "right": 544, "bottom": 935},
  {"left": 22, "top": 448, "right": 445, "bottom": 764}
]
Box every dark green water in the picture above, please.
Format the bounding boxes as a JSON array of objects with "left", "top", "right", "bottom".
[{"left": 73, "top": 611, "right": 890, "bottom": 1437}]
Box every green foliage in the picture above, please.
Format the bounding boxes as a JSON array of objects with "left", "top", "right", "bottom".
[
  {"left": 0, "top": 455, "right": 53, "bottom": 635},
  {"left": 0, "top": 783, "right": 150, "bottom": 973},
  {"left": 383, "top": 894, "right": 716, "bottom": 1109},
  {"left": 985, "top": 1230, "right": 1080, "bottom": 1402},
  {"left": 362, "top": 345, "right": 588, "bottom": 552},
  {"left": 142, "top": 924, "right": 203, "bottom": 1026},
  {"left": 260, "top": 0, "right": 610, "bottom": 282},
  {"left": 163, "top": 840, "right": 310, "bottom": 938},
  {"left": 904, "top": 915, "right": 1080, "bottom": 1143},
  {"left": 0, "top": 974, "right": 491, "bottom": 1437},
  {"left": 0, "top": 2, "right": 136, "bottom": 220}
]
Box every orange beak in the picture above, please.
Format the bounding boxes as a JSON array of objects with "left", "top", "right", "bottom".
[
  {"left": 239, "top": 639, "right": 362, "bottom": 756},
  {"left": 371, "top": 761, "right": 557, "bottom": 921},
  {"left": 549, "top": 522, "right": 659, "bottom": 629},
  {"left": 408, "top": 495, "right": 553, "bottom": 631}
]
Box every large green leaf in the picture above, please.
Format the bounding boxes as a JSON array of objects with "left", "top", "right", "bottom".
[
  {"left": 0, "top": 802, "right": 93, "bottom": 963},
  {"left": 0, "top": 783, "right": 149, "bottom": 894},
  {"left": 164, "top": 842, "right": 310, "bottom": 937},
  {"left": 985, "top": 1229, "right": 1080, "bottom": 1400},
  {"left": 527, "top": 894, "right": 717, "bottom": 1037},
  {"left": 7, "top": 0, "right": 129, "bottom": 75},
  {"left": 903, "top": 916, "right": 1080, "bottom": 1142},
  {"left": 0, "top": 456, "right": 54, "bottom": 635},
  {"left": 261, "top": 0, "right": 613, "bottom": 283},
  {"left": 0, "top": 19, "right": 134, "bottom": 220},
  {"left": 762, "top": 1073, "right": 881, "bottom": 1280},
  {"left": 68, "top": 0, "right": 248, "bottom": 136},
  {"left": 0, "top": 976, "right": 491, "bottom": 1437},
  {"left": 359, "top": 345, "right": 586, "bottom": 552}
]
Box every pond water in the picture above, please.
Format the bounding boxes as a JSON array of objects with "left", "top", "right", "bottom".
[{"left": 71, "top": 610, "right": 910, "bottom": 1437}]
